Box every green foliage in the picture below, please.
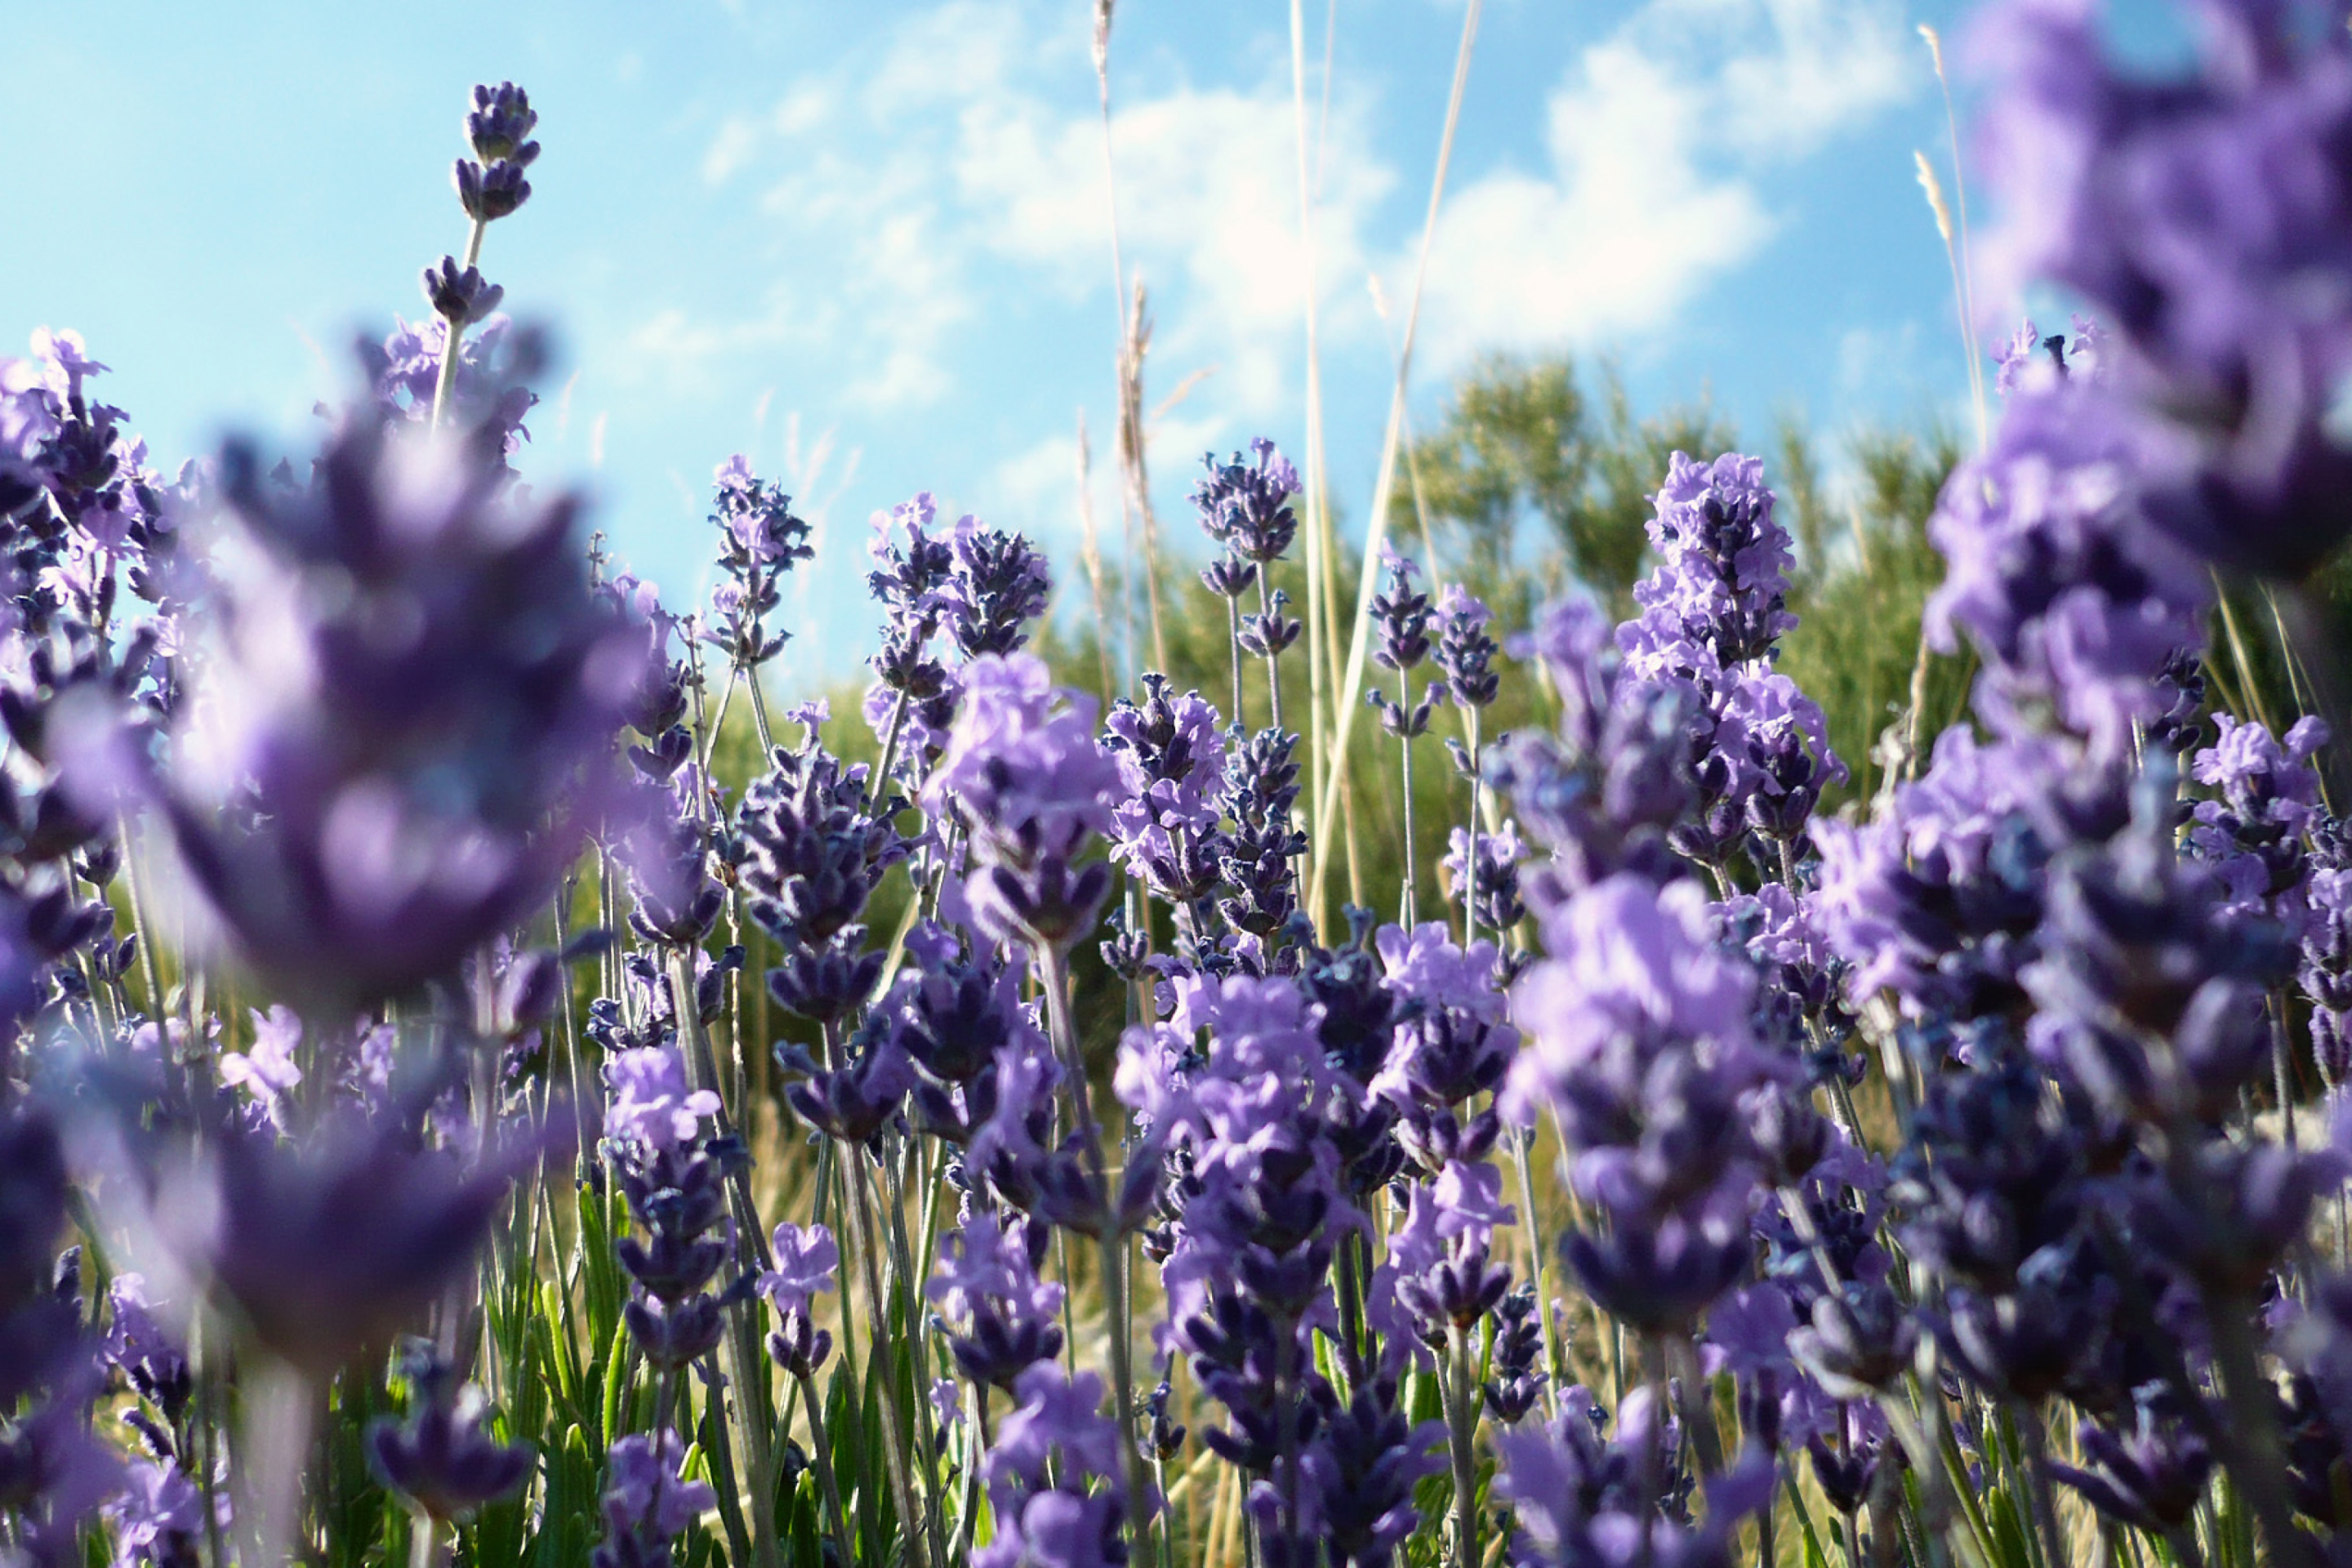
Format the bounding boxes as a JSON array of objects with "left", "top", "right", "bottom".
[
  {"left": 1776, "top": 424, "right": 1974, "bottom": 812},
  {"left": 1393, "top": 351, "right": 1735, "bottom": 601}
]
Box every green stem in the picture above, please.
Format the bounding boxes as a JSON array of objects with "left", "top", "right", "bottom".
[
  {"left": 1036, "top": 939, "right": 1152, "bottom": 1566},
  {"left": 662, "top": 950, "right": 778, "bottom": 1568},
  {"left": 795, "top": 1369, "right": 856, "bottom": 1568},
  {"left": 429, "top": 217, "right": 490, "bottom": 428},
  {"left": 845, "top": 1143, "right": 931, "bottom": 1568},
  {"left": 1447, "top": 1321, "right": 1479, "bottom": 1568}
]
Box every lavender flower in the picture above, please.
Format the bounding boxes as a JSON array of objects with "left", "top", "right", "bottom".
[
  {"left": 929, "top": 1209, "right": 1066, "bottom": 1392},
  {"left": 1495, "top": 1386, "right": 1773, "bottom": 1568},
  {"left": 703, "top": 457, "right": 813, "bottom": 672},
  {"left": 1301, "top": 1376, "right": 1443, "bottom": 1568},
  {"left": 740, "top": 720, "right": 907, "bottom": 1022},
  {"left": 1623, "top": 452, "right": 1795, "bottom": 672},
  {"left": 592, "top": 1432, "right": 714, "bottom": 1568},
  {"left": 148, "top": 1093, "right": 558, "bottom": 1374},
  {"left": 1496, "top": 593, "right": 1700, "bottom": 902},
  {"left": 1192, "top": 440, "right": 1300, "bottom": 566},
  {"left": 940, "top": 518, "right": 1052, "bottom": 660},
  {"left": 1927, "top": 323, "right": 2212, "bottom": 749},
  {"left": 975, "top": 1364, "right": 1134, "bottom": 1568},
  {"left": 1443, "top": 820, "right": 1526, "bottom": 941},
  {"left": 758, "top": 1221, "right": 837, "bottom": 1376},
  {"left": 104, "top": 1275, "right": 189, "bottom": 1423},
  {"left": 927, "top": 653, "right": 1120, "bottom": 947},
  {"left": 453, "top": 84, "right": 539, "bottom": 225},
  {"left": 2048, "top": 1393, "right": 2214, "bottom": 1535},
  {"left": 1105, "top": 675, "right": 1229, "bottom": 909},
  {"left": 104, "top": 1459, "right": 203, "bottom": 1568},
  {"left": 1508, "top": 875, "right": 1767, "bottom": 1331}
]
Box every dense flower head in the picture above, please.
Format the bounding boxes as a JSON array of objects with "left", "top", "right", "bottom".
[
  {"left": 1509, "top": 875, "right": 1768, "bottom": 1329},
  {"left": 452, "top": 83, "right": 539, "bottom": 225},
  {"left": 2189, "top": 712, "right": 2328, "bottom": 929},
  {"left": 1369, "top": 548, "right": 1434, "bottom": 675},
  {"left": 2025, "top": 781, "right": 2293, "bottom": 1125},
  {"left": 941, "top": 517, "right": 1052, "bottom": 660},
  {"left": 928, "top": 653, "right": 1120, "bottom": 944},
  {"left": 1443, "top": 819, "right": 1526, "bottom": 938},
  {"left": 1192, "top": 439, "right": 1301, "bottom": 565},
  {"left": 1495, "top": 1386, "right": 1773, "bottom": 1568},
  {"left": 1106, "top": 675, "right": 1230, "bottom": 906},
  {"left": 1809, "top": 725, "right": 2087, "bottom": 1019},
  {"left": 929, "top": 1208, "right": 1067, "bottom": 1391},
  {"left": 704, "top": 457, "right": 812, "bottom": 670},
  {"left": 737, "top": 728, "right": 908, "bottom": 950},
  {"left": 1432, "top": 584, "right": 1500, "bottom": 710},
  {"left": 1624, "top": 451, "right": 1796, "bottom": 671},
  {"left": 1973, "top": 0, "right": 2352, "bottom": 577}
]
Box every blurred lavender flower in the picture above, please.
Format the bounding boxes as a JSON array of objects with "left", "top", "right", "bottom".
[
  {"left": 1810, "top": 726, "right": 2083, "bottom": 1022},
  {"left": 1301, "top": 1375, "right": 1443, "bottom": 1568},
  {"left": 150, "top": 1094, "right": 559, "bottom": 1374},
  {"left": 103, "top": 1460, "right": 203, "bottom": 1568},
  {"left": 2048, "top": 1392, "right": 2214, "bottom": 1536},
  {"left": 604, "top": 1044, "right": 719, "bottom": 1152},
  {"left": 103, "top": 1275, "right": 189, "bottom": 1424},
  {"left": 1494, "top": 593, "right": 1697, "bottom": 902},
  {"left": 1927, "top": 321, "right": 2212, "bottom": 750},
  {"left": 159, "top": 403, "right": 638, "bottom": 1008},
  {"left": 368, "top": 1343, "right": 533, "bottom": 1522},
  {"left": 1974, "top": 0, "right": 2352, "bottom": 577},
  {"left": 1495, "top": 1385, "right": 1773, "bottom": 1568}
]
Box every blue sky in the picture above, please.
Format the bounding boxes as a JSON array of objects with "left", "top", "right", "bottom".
[{"left": 6, "top": 0, "right": 1993, "bottom": 687}]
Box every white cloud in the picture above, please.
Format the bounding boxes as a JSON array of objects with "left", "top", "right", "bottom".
[
  {"left": 1413, "top": 0, "right": 1916, "bottom": 372},
  {"left": 645, "top": 0, "right": 1916, "bottom": 470}
]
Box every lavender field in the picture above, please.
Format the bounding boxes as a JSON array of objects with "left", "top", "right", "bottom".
[{"left": 10, "top": 1, "right": 2352, "bottom": 1566}]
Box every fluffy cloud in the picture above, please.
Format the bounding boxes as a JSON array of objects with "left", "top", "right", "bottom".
[{"left": 1412, "top": 0, "right": 1916, "bottom": 372}]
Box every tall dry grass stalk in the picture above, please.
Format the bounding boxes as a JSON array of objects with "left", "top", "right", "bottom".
[
  {"left": 1305, "top": 0, "right": 1485, "bottom": 924},
  {"left": 1074, "top": 409, "right": 1116, "bottom": 705}
]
